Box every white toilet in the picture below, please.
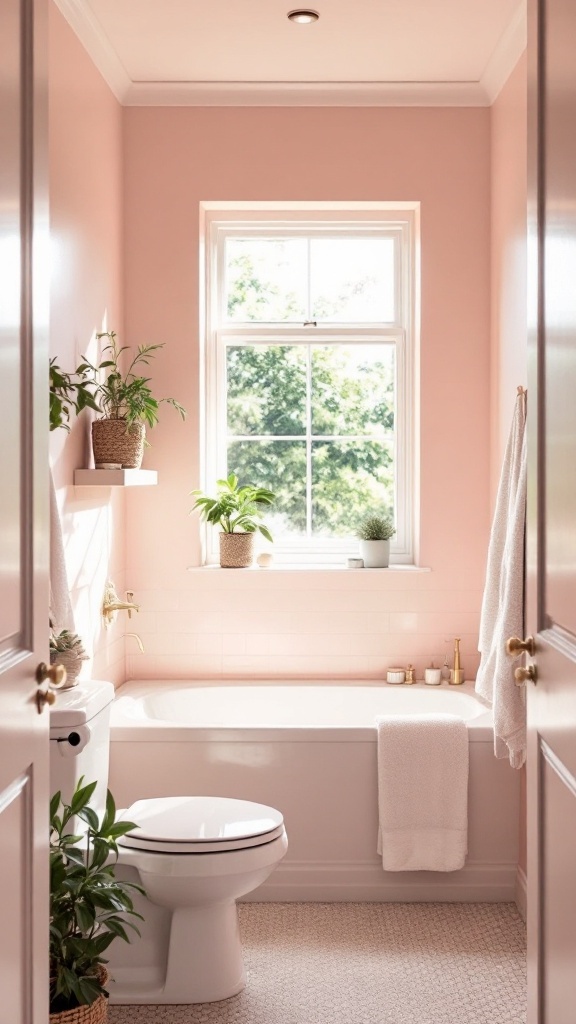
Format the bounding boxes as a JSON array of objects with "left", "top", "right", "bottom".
[{"left": 49, "top": 680, "right": 288, "bottom": 1004}]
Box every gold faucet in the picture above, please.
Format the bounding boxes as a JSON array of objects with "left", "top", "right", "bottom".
[{"left": 102, "top": 581, "right": 140, "bottom": 625}]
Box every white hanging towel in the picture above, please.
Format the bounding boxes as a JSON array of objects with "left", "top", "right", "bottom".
[
  {"left": 50, "top": 468, "right": 75, "bottom": 634},
  {"left": 476, "top": 391, "right": 527, "bottom": 768},
  {"left": 376, "top": 713, "right": 469, "bottom": 872}
]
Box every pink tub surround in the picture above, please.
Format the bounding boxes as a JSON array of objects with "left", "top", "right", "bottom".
[
  {"left": 376, "top": 713, "right": 469, "bottom": 872},
  {"left": 110, "top": 681, "right": 518, "bottom": 903}
]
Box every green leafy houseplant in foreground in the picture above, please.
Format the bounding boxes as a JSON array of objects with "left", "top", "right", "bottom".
[
  {"left": 50, "top": 779, "right": 143, "bottom": 1014},
  {"left": 190, "top": 472, "right": 276, "bottom": 542}
]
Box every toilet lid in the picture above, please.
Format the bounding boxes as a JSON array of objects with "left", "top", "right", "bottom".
[{"left": 118, "top": 796, "right": 285, "bottom": 854}]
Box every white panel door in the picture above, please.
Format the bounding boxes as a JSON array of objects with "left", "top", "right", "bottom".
[
  {"left": 0, "top": 0, "right": 50, "bottom": 1019},
  {"left": 527, "top": 0, "right": 576, "bottom": 1021}
]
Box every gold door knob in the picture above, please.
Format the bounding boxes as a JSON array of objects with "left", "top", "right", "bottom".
[
  {"left": 36, "top": 688, "right": 57, "bottom": 713},
  {"left": 506, "top": 635, "right": 536, "bottom": 657},
  {"left": 35, "top": 662, "right": 67, "bottom": 688},
  {"left": 515, "top": 664, "right": 537, "bottom": 686}
]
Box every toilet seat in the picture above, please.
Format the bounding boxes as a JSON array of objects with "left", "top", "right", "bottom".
[{"left": 118, "top": 795, "right": 285, "bottom": 854}]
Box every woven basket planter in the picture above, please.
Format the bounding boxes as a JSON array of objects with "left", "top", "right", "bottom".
[
  {"left": 49, "top": 648, "right": 88, "bottom": 688},
  {"left": 50, "top": 969, "right": 108, "bottom": 1024},
  {"left": 92, "top": 419, "right": 145, "bottom": 469},
  {"left": 219, "top": 532, "right": 254, "bottom": 568}
]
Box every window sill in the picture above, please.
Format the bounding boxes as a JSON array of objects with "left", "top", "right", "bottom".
[{"left": 187, "top": 563, "right": 431, "bottom": 573}]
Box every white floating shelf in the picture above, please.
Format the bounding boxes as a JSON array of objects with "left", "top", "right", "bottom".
[{"left": 73, "top": 469, "right": 158, "bottom": 487}]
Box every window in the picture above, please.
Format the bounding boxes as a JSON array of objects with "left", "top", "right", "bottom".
[{"left": 203, "top": 207, "right": 417, "bottom": 564}]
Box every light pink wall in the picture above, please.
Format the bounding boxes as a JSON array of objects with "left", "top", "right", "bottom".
[
  {"left": 490, "top": 53, "right": 528, "bottom": 873},
  {"left": 490, "top": 52, "right": 528, "bottom": 499},
  {"left": 122, "top": 106, "right": 491, "bottom": 681},
  {"left": 48, "top": 2, "right": 126, "bottom": 685}
]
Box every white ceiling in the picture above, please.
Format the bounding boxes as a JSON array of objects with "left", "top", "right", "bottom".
[{"left": 55, "top": 0, "right": 527, "bottom": 106}]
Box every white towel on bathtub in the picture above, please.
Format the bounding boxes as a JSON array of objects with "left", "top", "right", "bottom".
[{"left": 376, "top": 713, "right": 469, "bottom": 872}]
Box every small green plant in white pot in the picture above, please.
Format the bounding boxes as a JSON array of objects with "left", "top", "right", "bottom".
[
  {"left": 358, "top": 512, "right": 395, "bottom": 568},
  {"left": 190, "top": 473, "right": 275, "bottom": 567}
]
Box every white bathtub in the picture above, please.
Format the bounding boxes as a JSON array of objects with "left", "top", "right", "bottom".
[{"left": 109, "top": 680, "right": 520, "bottom": 903}]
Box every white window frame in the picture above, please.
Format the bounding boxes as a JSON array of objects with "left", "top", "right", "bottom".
[{"left": 202, "top": 204, "right": 418, "bottom": 566}]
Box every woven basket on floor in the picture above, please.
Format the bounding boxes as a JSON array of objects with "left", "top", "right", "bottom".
[
  {"left": 219, "top": 532, "right": 254, "bottom": 567},
  {"left": 92, "top": 419, "right": 145, "bottom": 469},
  {"left": 50, "top": 969, "right": 108, "bottom": 1024}
]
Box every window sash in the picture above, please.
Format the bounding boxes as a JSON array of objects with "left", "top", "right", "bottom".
[
  {"left": 204, "top": 214, "right": 416, "bottom": 565},
  {"left": 217, "top": 225, "right": 405, "bottom": 328}
]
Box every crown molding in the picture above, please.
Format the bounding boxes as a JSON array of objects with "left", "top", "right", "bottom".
[
  {"left": 123, "top": 80, "right": 488, "bottom": 107},
  {"left": 54, "top": 0, "right": 527, "bottom": 109},
  {"left": 53, "top": 0, "right": 131, "bottom": 102},
  {"left": 479, "top": 1, "right": 527, "bottom": 104}
]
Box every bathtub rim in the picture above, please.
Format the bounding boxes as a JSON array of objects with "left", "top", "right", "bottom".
[{"left": 110, "top": 679, "right": 494, "bottom": 743}]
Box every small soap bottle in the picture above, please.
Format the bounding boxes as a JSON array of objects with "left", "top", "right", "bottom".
[
  {"left": 405, "top": 664, "right": 416, "bottom": 684},
  {"left": 424, "top": 661, "right": 442, "bottom": 685}
]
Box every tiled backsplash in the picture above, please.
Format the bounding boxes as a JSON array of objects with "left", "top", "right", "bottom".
[{"left": 125, "top": 568, "right": 482, "bottom": 683}]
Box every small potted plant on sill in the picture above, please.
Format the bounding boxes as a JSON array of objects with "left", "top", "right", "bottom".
[
  {"left": 190, "top": 472, "right": 276, "bottom": 567},
  {"left": 49, "top": 628, "right": 89, "bottom": 688},
  {"left": 357, "top": 512, "right": 395, "bottom": 568},
  {"left": 50, "top": 778, "right": 144, "bottom": 1023},
  {"left": 76, "top": 331, "right": 186, "bottom": 469}
]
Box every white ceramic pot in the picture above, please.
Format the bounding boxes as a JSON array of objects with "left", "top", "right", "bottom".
[{"left": 359, "top": 539, "right": 390, "bottom": 568}]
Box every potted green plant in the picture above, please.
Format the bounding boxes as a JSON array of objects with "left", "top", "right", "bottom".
[
  {"left": 190, "top": 472, "right": 275, "bottom": 567},
  {"left": 76, "top": 331, "right": 186, "bottom": 468},
  {"left": 50, "top": 359, "right": 100, "bottom": 433},
  {"left": 49, "top": 629, "right": 89, "bottom": 688},
  {"left": 50, "top": 778, "right": 144, "bottom": 1023},
  {"left": 357, "top": 512, "right": 395, "bottom": 568}
]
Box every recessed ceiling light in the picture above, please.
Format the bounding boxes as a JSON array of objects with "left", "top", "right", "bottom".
[{"left": 287, "top": 9, "right": 320, "bottom": 24}]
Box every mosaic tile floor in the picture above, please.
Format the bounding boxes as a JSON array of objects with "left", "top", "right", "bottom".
[{"left": 108, "top": 901, "right": 526, "bottom": 1024}]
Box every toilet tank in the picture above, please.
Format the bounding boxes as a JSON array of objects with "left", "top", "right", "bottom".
[{"left": 49, "top": 680, "right": 115, "bottom": 822}]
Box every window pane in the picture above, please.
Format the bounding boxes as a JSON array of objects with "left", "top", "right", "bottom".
[
  {"left": 311, "top": 344, "right": 395, "bottom": 437},
  {"left": 310, "top": 238, "right": 395, "bottom": 322},
  {"left": 227, "top": 440, "right": 307, "bottom": 537},
  {"left": 311, "top": 440, "right": 394, "bottom": 538},
  {"left": 225, "top": 238, "right": 307, "bottom": 322},
  {"left": 227, "top": 345, "right": 307, "bottom": 435}
]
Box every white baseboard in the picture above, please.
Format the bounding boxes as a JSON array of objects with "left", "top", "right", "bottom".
[
  {"left": 243, "top": 859, "right": 518, "bottom": 903},
  {"left": 515, "top": 866, "right": 527, "bottom": 921}
]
